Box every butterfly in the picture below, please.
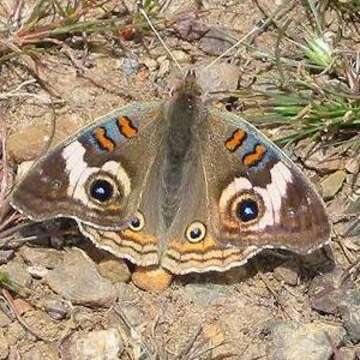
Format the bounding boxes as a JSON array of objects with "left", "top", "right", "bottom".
[{"left": 10, "top": 68, "right": 330, "bottom": 282}]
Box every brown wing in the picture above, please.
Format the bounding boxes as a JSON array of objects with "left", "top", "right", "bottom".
[
  {"left": 11, "top": 101, "right": 163, "bottom": 229},
  {"left": 161, "top": 109, "right": 330, "bottom": 274}
]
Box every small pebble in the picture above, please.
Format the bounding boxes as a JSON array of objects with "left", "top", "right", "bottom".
[
  {"left": 309, "top": 268, "right": 347, "bottom": 315},
  {"left": 97, "top": 257, "right": 131, "bottom": 284},
  {"left": 7, "top": 116, "right": 80, "bottom": 162},
  {"left": 0, "top": 258, "right": 32, "bottom": 288},
  {"left": 345, "top": 158, "right": 359, "bottom": 174},
  {"left": 20, "top": 246, "right": 63, "bottom": 269},
  {"left": 273, "top": 261, "right": 299, "bottom": 286},
  {"left": 41, "top": 296, "right": 72, "bottom": 320},
  {"left": 45, "top": 248, "right": 117, "bottom": 306},
  {"left": 61, "top": 328, "right": 123, "bottom": 360},
  {"left": 12, "top": 299, "right": 33, "bottom": 316},
  {"left": 142, "top": 57, "right": 158, "bottom": 72},
  {"left": 27, "top": 265, "right": 48, "bottom": 279},
  {"left": 0, "top": 251, "right": 15, "bottom": 265},
  {"left": 339, "top": 289, "right": 360, "bottom": 343},
  {"left": 132, "top": 266, "right": 173, "bottom": 292},
  {"left": 268, "top": 320, "right": 346, "bottom": 360},
  {"left": 199, "top": 28, "right": 236, "bottom": 56},
  {"left": 320, "top": 170, "right": 346, "bottom": 200}
]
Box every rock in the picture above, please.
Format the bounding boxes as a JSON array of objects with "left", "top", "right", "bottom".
[
  {"left": 0, "top": 258, "right": 32, "bottom": 288},
  {"left": 61, "top": 329, "right": 123, "bottom": 360},
  {"left": 199, "top": 28, "right": 237, "bottom": 56},
  {"left": 308, "top": 157, "right": 345, "bottom": 173},
  {"left": 27, "top": 265, "right": 48, "bottom": 279},
  {"left": 320, "top": 170, "right": 346, "bottom": 200},
  {"left": 40, "top": 295, "right": 72, "bottom": 320},
  {"left": 339, "top": 289, "right": 360, "bottom": 343},
  {"left": 21, "top": 343, "right": 59, "bottom": 360},
  {"left": 120, "top": 56, "right": 139, "bottom": 76},
  {"left": 172, "top": 50, "right": 191, "bottom": 64},
  {"left": 132, "top": 266, "right": 173, "bottom": 292},
  {"left": 12, "top": 299, "right": 33, "bottom": 315},
  {"left": 0, "top": 250, "right": 15, "bottom": 265},
  {"left": 309, "top": 268, "right": 348, "bottom": 315},
  {"left": 198, "top": 62, "right": 240, "bottom": 94},
  {"left": 20, "top": 246, "right": 63, "bottom": 269},
  {"left": 183, "top": 282, "right": 233, "bottom": 306},
  {"left": 172, "top": 11, "right": 209, "bottom": 41},
  {"left": 7, "top": 116, "right": 80, "bottom": 163},
  {"left": 327, "top": 194, "right": 351, "bottom": 222},
  {"left": 0, "top": 335, "right": 8, "bottom": 360},
  {"left": 268, "top": 320, "right": 346, "bottom": 360},
  {"left": 45, "top": 248, "right": 117, "bottom": 306},
  {"left": 141, "top": 57, "right": 158, "bottom": 72},
  {"left": 97, "top": 256, "right": 131, "bottom": 284},
  {"left": 295, "top": 140, "right": 345, "bottom": 173},
  {"left": 345, "top": 158, "right": 359, "bottom": 174},
  {"left": 273, "top": 261, "right": 299, "bottom": 286}
]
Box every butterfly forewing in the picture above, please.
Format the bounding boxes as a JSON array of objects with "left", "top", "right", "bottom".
[{"left": 11, "top": 101, "right": 163, "bottom": 229}]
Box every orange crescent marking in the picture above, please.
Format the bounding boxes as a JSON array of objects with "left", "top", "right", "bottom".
[
  {"left": 169, "top": 235, "right": 217, "bottom": 254},
  {"left": 243, "top": 144, "right": 267, "bottom": 166},
  {"left": 120, "top": 229, "right": 158, "bottom": 246},
  {"left": 94, "top": 127, "right": 115, "bottom": 152},
  {"left": 225, "top": 129, "right": 247, "bottom": 152},
  {"left": 118, "top": 116, "right": 138, "bottom": 139}
]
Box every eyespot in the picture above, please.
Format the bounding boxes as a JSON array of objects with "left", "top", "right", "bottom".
[
  {"left": 128, "top": 211, "right": 145, "bottom": 232},
  {"left": 185, "top": 221, "right": 206, "bottom": 243},
  {"left": 236, "top": 198, "right": 259, "bottom": 222},
  {"left": 89, "top": 179, "right": 114, "bottom": 202}
]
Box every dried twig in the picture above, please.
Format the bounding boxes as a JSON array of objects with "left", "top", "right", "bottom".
[{"left": 256, "top": 270, "right": 292, "bottom": 320}]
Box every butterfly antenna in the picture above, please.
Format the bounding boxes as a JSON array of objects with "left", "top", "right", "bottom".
[
  {"left": 137, "top": 1, "right": 183, "bottom": 73},
  {"left": 204, "top": 0, "right": 287, "bottom": 71}
]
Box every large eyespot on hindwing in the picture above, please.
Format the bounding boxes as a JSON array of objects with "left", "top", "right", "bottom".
[
  {"left": 219, "top": 181, "right": 265, "bottom": 230},
  {"left": 219, "top": 162, "right": 293, "bottom": 232}
]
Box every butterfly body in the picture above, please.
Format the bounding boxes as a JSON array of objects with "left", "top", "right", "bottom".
[{"left": 11, "top": 71, "right": 330, "bottom": 275}]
